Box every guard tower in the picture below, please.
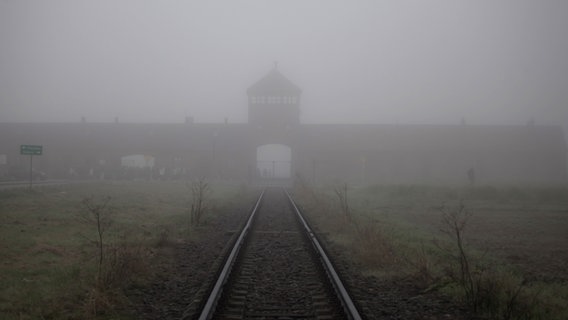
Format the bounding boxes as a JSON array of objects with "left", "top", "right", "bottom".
[{"left": 247, "top": 64, "right": 302, "bottom": 127}]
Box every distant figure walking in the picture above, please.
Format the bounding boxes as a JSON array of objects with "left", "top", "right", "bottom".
[{"left": 467, "top": 167, "right": 476, "bottom": 186}]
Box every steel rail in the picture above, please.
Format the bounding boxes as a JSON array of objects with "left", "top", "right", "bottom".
[
  {"left": 285, "top": 189, "right": 363, "bottom": 320},
  {"left": 197, "top": 189, "right": 265, "bottom": 320}
]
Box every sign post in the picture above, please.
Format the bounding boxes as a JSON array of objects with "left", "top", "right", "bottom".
[{"left": 20, "top": 145, "right": 43, "bottom": 189}]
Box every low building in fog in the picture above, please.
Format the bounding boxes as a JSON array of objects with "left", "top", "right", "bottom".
[{"left": 1, "top": 66, "right": 566, "bottom": 185}]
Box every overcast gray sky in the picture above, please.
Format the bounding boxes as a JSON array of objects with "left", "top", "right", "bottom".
[{"left": 1, "top": 0, "right": 567, "bottom": 129}]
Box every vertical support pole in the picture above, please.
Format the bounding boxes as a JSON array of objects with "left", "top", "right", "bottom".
[
  {"left": 312, "top": 159, "right": 316, "bottom": 186},
  {"left": 29, "top": 155, "right": 33, "bottom": 190}
]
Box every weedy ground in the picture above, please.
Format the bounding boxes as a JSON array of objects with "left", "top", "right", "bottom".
[
  {"left": 294, "top": 183, "right": 568, "bottom": 320},
  {"left": 0, "top": 181, "right": 248, "bottom": 320}
]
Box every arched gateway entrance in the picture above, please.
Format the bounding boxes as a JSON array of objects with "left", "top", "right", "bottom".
[{"left": 256, "top": 144, "right": 291, "bottom": 180}]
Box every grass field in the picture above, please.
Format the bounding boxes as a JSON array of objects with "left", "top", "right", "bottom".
[
  {"left": 0, "top": 181, "right": 248, "bottom": 320},
  {"left": 4, "top": 181, "right": 566, "bottom": 319},
  {"left": 295, "top": 183, "right": 568, "bottom": 320}
]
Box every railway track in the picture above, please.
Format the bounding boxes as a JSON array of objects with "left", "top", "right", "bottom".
[{"left": 190, "top": 188, "right": 362, "bottom": 320}]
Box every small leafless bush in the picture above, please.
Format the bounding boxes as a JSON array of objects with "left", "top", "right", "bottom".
[
  {"left": 439, "top": 202, "right": 478, "bottom": 307},
  {"left": 296, "top": 181, "right": 397, "bottom": 270},
  {"left": 79, "top": 196, "right": 153, "bottom": 318},
  {"left": 188, "top": 177, "right": 210, "bottom": 227},
  {"left": 436, "top": 202, "right": 543, "bottom": 319},
  {"left": 79, "top": 195, "right": 112, "bottom": 286},
  {"left": 83, "top": 242, "right": 151, "bottom": 317},
  {"left": 333, "top": 182, "right": 351, "bottom": 223},
  {"left": 404, "top": 244, "right": 437, "bottom": 287}
]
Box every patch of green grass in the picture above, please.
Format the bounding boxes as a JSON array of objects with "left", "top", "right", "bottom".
[{"left": 0, "top": 181, "right": 249, "bottom": 319}]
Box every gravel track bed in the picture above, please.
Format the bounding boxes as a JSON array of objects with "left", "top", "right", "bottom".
[
  {"left": 128, "top": 189, "right": 475, "bottom": 319},
  {"left": 127, "top": 204, "right": 248, "bottom": 319},
  {"left": 214, "top": 189, "right": 344, "bottom": 319},
  {"left": 323, "top": 245, "right": 474, "bottom": 319}
]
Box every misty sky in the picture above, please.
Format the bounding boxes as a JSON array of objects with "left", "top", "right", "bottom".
[{"left": 1, "top": 1, "right": 567, "bottom": 129}]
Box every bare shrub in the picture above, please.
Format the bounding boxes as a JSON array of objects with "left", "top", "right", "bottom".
[
  {"left": 79, "top": 195, "right": 112, "bottom": 286},
  {"left": 295, "top": 181, "right": 397, "bottom": 270},
  {"left": 404, "top": 244, "right": 437, "bottom": 287},
  {"left": 79, "top": 196, "right": 152, "bottom": 318},
  {"left": 83, "top": 243, "right": 150, "bottom": 318},
  {"left": 438, "top": 202, "right": 478, "bottom": 308},
  {"left": 436, "top": 202, "right": 543, "bottom": 319},
  {"left": 333, "top": 182, "right": 351, "bottom": 223},
  {"left": 188, "top": 177, "right": 210, "bottom": 227}
]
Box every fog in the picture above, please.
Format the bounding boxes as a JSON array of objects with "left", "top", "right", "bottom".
[{"left": 1, "top": 1, "right": 567, "bottom": 130}]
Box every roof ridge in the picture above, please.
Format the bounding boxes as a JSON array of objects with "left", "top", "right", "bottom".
[{"left": 247, "top": 67, "right": 301, "bottom": 95}]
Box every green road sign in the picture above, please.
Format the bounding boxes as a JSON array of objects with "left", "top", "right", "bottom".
[{"left": 20, "top": 145, "right": 43, "bottom": 156}]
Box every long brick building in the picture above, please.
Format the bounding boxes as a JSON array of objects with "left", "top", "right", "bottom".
[{"left": 1, "top": 67, "right": 566, "bottom": 185}]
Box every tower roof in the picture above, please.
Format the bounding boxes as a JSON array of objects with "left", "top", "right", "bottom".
[{"left": 247, "top": 66, "right": 302, "bottom": 96}]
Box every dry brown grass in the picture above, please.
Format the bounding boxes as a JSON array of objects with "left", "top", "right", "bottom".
[
  {"left": 82, "top": 243, "right": 151, "bottom": 318},
  {"left": 351, "top": 221, "right": 398, "bottom": 268},
  {"left": 293, "top": 181, "right": 399, "bottom": 271}
]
